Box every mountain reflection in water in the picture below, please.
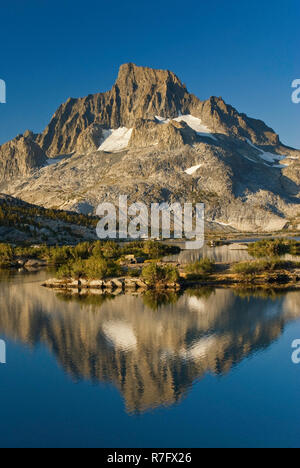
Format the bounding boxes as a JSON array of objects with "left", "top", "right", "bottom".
[{"left": 0, "top": 272, "right": 299, "bottom": 414}]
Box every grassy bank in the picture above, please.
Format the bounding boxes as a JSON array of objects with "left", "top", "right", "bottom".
[
  {"left": 0, "top": 240, "right": 180, "bottom": 278},
  {"left": 248, "top": 238, "right": 300, "bottom": 257}
]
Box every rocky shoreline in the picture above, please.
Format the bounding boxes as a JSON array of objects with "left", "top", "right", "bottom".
[
  {"left": 42, "top": 277, "right": 181, "bottom": 292},
  {"left": 42, "top": 266, "right": 300, "bottom": 295}
]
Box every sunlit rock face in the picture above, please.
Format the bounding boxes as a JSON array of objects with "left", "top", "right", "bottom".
[
  {"left": 0, "top": 134, "right": 46, "bottom": 184},
  {"left": 35, "top": 63, "right": 285, "bottom": 158},
  {"left": 1, "top": 63, "right": 300, "bottom": 232},
  {"left": 0, "top": 272, "right": 299, "bottom": 414}
]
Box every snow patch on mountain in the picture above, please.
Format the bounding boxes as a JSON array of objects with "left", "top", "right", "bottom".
[
  {"left": 98, "top": 127, "right": 133, "bottom": 152},
  {"left": 185, "top": 164, "right": 202, "bottom": 175},
  {"left": 246, "top": 139, "right": 287, "bottom": 167},
  {"left": 155, "top": 114, "right": 217, "bottom": 140},
  {"left": 174, "top": 115, "right": 217, "bottom": 140}
]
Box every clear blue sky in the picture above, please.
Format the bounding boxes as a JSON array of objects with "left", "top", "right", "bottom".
[{"left": 0, "top": 0, "right": 299, "bottom": 147}]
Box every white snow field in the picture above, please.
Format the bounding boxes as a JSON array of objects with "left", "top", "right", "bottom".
[
  {"left": 185, "top": 164, "right": 202, "bottom": 175},
  {"left": 98, "top": 127, "right": 133, "bottom": 152},
  {"left": 246, "top": 139, "right": 287, "bottom": 167},
  {"left": 97, "top": 114, "right": 217, "bottom": 152},
  {"left": 155, "top": 114, "right": 217, "bottom": 140}
]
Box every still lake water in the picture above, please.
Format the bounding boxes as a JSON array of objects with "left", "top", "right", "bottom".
[{"left": 0, "top": 264, "right": 300, "bottom": 448}]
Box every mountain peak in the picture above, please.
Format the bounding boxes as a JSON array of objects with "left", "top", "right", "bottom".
[
  {"left": 115, "top": 63, "right": 187, "bottom": 91},
  {"left": 111, "top": 63, "right": 191, "bottom": 126},
  {"left": 35, "top": 63, "right": 286, "bottom": 157}
]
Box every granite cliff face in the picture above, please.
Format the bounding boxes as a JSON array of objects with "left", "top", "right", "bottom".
[
  {"left": 35, "top": 63, "right": 283, "bottom": 157},
  {"left": 0, "top": 133, "right": 46, "bottom": 183},
  {"left": 1, "top": 63, "right": 300, "bottom": 232}
]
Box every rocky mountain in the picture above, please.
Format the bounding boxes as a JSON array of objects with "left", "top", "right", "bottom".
[
  {"left": 34, "top": 63, "right": 284, "bottom": 157},
  {"left": 0, "top": 132, "right": 46, "bottom": 184},
  {"left": 1, "top": 63, "right": 300, "bottom": 232}
]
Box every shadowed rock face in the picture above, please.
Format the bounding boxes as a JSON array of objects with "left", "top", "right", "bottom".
[{"left": 0, "top": 272, "right": 299, "bottom": 413}]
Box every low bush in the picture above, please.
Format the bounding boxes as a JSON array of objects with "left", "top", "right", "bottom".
[
  {"left": 0, "top": 243, "right": 14, "bottom": 265},
  {"left": 232, "top": 259, "right": 300, "bottom": 275},
  {"left": 248, "top": 238, "right": 300, "bottom": 258},
  {"left": 127, "top": 268, "right": 141, "bottom": 278},
  {"left": 185, "top": 258, "right": 215, "bottom": 279},
  {"left": 141, "top": 263, "right": 179, "bottom": 287},
  {"left": 56, "top": 257, "right": 121, "bottom": 280}
]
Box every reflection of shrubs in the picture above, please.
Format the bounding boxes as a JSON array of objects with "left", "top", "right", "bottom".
[
  {"left": 55, "top": 291, "right": 115, "bottom": 308},
  {"left": 185, "top": 258, "right": 215, "bottom": 280},
  {"left": 233, "top": 288, "right": 287, "bottom": 300},
  {"left": 142, "top": 290, "right": 181, "bottom": 310},
  {"left": 141, "top": 263, "right": 179, "bottom": 287},
  {"left": 185, "top": 287, "right": 215, "bottom": 300}
]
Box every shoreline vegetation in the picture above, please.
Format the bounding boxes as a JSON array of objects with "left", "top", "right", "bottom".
[{"left": 0, "top": 238, "right": 300, "bottom": 294}]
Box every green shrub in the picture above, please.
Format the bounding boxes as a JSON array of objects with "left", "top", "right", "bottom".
[
  {"left": 0, "top": 243, "right": 14, "bottom": 265},
  {"left": 232, "top": 259, "right": 300, "bottom": 275},
  {"left": 141, "top": 263, "right": 179, "bottom": 287},
  {"left": 71, "top": 242, "right": 91, "bottom": 260},
  {"left": 128, "top": 268, "right": 141, "bottom": 278},
  {"left": 142, "top": 291, "right": 180, "bottom": 310},
  {"left": 101, "top": 241, "right": 120, "bottom": 259},
  {"left": 232, "top": 261, "right": 266, "bottom": 274},
  {"left": 84, "top": 257, "right": 121, "bottom": 279},
  {"left": 248, "top": 238, "right": 300, "bottom": 258},
  {"left": 56, "top": 263, "right": 72, "bottom": 279},
  {"left": 50, "top": 246, "right": 72, "bottom": 265},
  {"left": 56, "top": 257, "right": 121, "bottom": 280},
  {"left": 185, "top": 258, "right": 215, "bottom": 279},
  {"left": 91, "top": 241, "right": 104, "bottom": 258}
]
